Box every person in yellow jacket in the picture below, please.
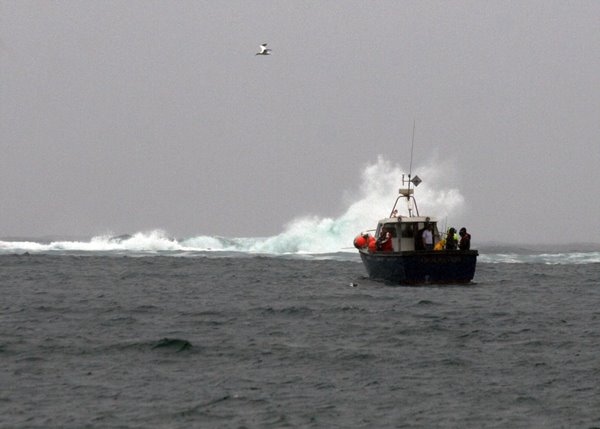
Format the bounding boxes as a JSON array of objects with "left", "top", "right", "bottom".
[{"left": 434, "top": 239, "right": 445, "bottom": 251}]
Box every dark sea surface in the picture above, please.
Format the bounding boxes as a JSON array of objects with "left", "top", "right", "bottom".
[{"left": 2, "top": 253, "right": 600, "bottom": 428}]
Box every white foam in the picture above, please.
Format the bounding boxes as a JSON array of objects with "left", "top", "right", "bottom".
[
  {"left": 479, "top": 252, "right": 600, "bottom": 265},
  {"left": 1, "top": 157, "right": 465, "bottom": 255}
]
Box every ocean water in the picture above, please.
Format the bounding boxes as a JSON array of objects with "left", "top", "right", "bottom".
[{"left": 2, "top": 238, "right": 600, "bottom": 428}]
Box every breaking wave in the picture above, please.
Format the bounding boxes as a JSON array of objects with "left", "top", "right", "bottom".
[
  {"left": 0, "top": 157, "right": 464, "bottom": 256},
  {"left": 1, "top": 157, "right": 598, "bottom": 263},
  {"left": 3, "top": 232, "right": 598, "bottom": 264}
]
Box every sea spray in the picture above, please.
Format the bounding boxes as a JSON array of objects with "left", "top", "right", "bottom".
[
  {"left": 185, "top": 157, "right": 465, "bottom": 253},
  {"left": 0, "top": 158, "right": 465, "bottom": 255}
]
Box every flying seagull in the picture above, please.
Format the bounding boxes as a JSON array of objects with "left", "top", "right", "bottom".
[{"left": 255, "top": 43, "right": 272, "bottom": 55}]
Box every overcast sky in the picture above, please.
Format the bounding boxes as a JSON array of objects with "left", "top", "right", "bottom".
[{"left": 1, "top": 1, "right": 599, "bottom": 243}]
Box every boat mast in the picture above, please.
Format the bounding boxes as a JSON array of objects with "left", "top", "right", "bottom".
[
  {"left": 407, "top": 120, "right": 416, "bottom": 215},
  {"left": 391, "top": 121, "right": 421, "bottom": 217},
  {"left": 405, "top": 120, "right": 421, "bottom": 216},
  {"left": 408, "top": 119, "right": 415, "bottom": 187}
]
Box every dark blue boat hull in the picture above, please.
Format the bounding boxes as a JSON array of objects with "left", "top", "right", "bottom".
[{"left": 359, "top": 250, "right": 478, "bottom": 284}]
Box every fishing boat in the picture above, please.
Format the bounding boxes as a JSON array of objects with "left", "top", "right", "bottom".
[{"left": 354, "top": 173, "right": 478, "bottom": 285}]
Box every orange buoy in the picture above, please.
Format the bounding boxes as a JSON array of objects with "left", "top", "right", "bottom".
[
  {"left": 368, "top": 236, "right": 377, "bottom": 252},
  {"left": 353, "top": 235, "right": 367, "bottom": 249}
]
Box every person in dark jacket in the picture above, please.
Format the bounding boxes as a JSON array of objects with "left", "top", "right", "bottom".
[
  {"left": 415, "top": 225, "right": 425, "bottom": 250},
  {"left": 445, "top": 227, "right": 458, "bottom": 250},
  {"left": 459, "top": 227, "right": 471, "bottom": 250}
]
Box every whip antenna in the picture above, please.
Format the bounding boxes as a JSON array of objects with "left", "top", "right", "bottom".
[
  {"left": 396, "top": 120, "right": 421, "bottom": 217},
  {"left": 409, "top": 119, "right": 416, "bottom": 177},
  {"left": 406, "top": 119, "right": 416, "bottom": 198}
]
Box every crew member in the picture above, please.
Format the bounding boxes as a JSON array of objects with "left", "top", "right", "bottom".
[
  {"left": 445, "top": 227, "right": 458, "bottom": 250},
  {"left": 415, "top": 225, "right": 425, "bottom": 250},
  {"left": 376, "top": 229, "right": 393, "bottom": 251},
  {"left": 459, "top": 227, "right": 471, "bottom": 250},
  {"left": 422, "top": 224, "right": 434, "bottom": 251}
]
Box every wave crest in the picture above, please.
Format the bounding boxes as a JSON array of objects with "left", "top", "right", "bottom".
[{"left": 1, "top": 157, "right": 465, "bottom": 255}]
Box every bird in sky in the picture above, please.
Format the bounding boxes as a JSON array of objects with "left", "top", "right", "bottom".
[{"left": 255, "top": 43, "right": 272, "bottom": 55}]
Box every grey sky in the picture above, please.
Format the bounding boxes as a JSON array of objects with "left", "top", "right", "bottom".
[{"left": 1, "top": 1, "right": 599, "bottom": 243}]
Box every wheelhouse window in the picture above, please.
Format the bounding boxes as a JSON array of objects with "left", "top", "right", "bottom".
[
  {"left": 383, "top": 224, "right": 397, "bottom": 237},
  {"left": 376, "top": 223, "right": 398, "bottom": 237},
  {"left": 400, "top": 223, "right": 414, "bottom": 238}
]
